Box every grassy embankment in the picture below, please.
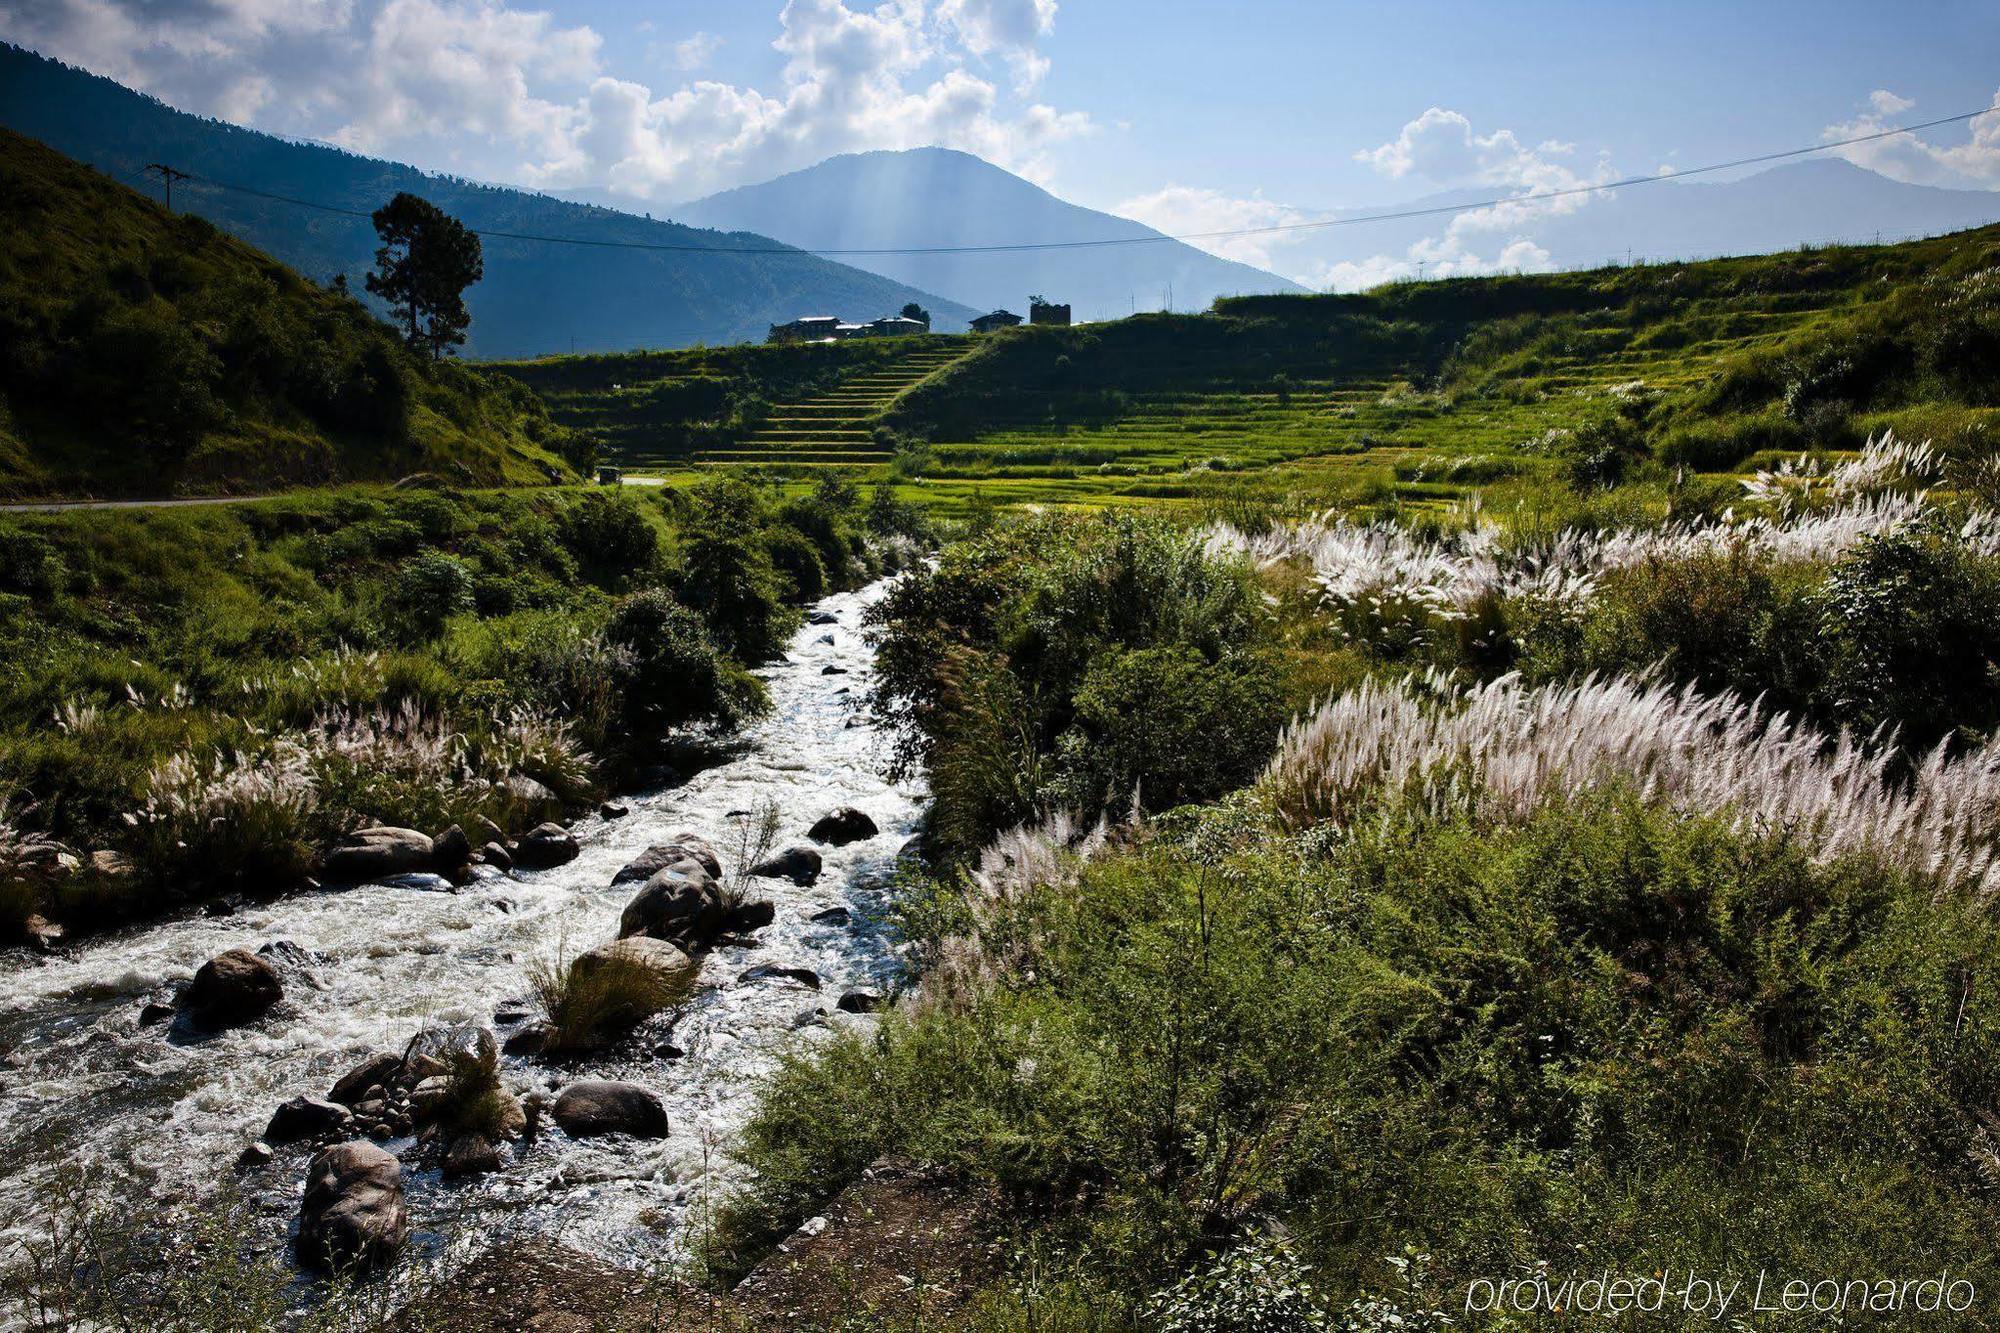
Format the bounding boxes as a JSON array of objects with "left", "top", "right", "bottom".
[
  {"left": 0, "top": 127, "right": 581, "bottom": 499},
  {"left": 701, "top": 410, "right": 2000, "bottom": 1328},
  {"left": 518, "top": 223, "right": 2000, "bottom": 525}
]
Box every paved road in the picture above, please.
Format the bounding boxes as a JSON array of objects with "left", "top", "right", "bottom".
[{"left": 0, "top": 494, "right": 270, "bottom": 513}]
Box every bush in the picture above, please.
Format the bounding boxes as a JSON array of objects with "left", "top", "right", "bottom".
[
  {"left": 603, "top": 587, "right": 764, "bottom": 734},
  {"left": 386, "top": 551, "right": 474, "bottom": 639},
  {"left": 527, "top": 948, "right": 681, "bottom": 1054}
]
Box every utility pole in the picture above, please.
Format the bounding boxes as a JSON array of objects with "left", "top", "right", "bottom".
[{"left": 144, "top": 162, "right": 189, "bottom": 212}]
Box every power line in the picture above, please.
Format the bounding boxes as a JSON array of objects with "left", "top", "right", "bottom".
[
  {"left": 144, "top": 161, "right": 189, "bottom": 211},
  {"left": 169, "top": 102, "right": 2000, "bottom": 259}
]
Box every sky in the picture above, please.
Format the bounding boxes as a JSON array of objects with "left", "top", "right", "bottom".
[{"left": 4, "top": 0, "right": 1999, "bottom": 287}]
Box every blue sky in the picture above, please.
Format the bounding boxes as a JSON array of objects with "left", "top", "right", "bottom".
[{"left": 3, "top": 0, "right": 1997, "bottom": 283}]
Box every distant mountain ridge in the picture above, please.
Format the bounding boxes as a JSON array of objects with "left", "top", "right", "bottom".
[
  {"left": 0, "top": 44, "right": 977, "bottom": 356},
  {"left": 666, "top": 147, "right": 1308, "bottom": 321}
]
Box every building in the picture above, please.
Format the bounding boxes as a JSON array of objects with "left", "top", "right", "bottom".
[
  {"left": 766, "top": 316, "right": 843, "bottom": 344},
  {"left": 834, "top": 322, "right": 869, "bottom": 339},
  {"left": 970, "top": 309, "right": 1023, "bottom": 333},
  {"left": 1029, "top": 298, "right": 1071, "bottom": 326},
  {"left": 595, "top": 465, "right": 623, "bottom": 485},
  {"left": 866, "top": 315, "right": 930, "bottom": 337}
]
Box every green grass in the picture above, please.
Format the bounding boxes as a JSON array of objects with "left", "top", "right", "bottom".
[{"left": 0, "top": 128, "right": 581, "bottom": 499}]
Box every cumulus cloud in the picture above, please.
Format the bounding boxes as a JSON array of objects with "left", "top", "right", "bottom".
[
  {"left": 0, "top": 0, "right": 1087, "bottom": 199},
  {"left": 1821, "top": 88, "right": 2000, "bottom": 187},
  {"left": 1111, "top": 184, "right": 1313, "bottom": 269}
]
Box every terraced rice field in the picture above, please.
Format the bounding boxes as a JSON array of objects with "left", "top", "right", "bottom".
[{"left": 695, "top": 344, "right": 968, "bottom": 467}]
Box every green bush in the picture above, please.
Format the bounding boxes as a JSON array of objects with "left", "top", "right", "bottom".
[{"left": 385, "top": 550, "right": 474, "bottom": 639}]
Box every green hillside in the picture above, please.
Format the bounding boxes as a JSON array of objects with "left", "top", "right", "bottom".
[
  {"left": 536, "top": 223, "right": 2000, "bottom": 518},
  {"left": 0, "top": 128, "right": 579, "bottom": 499}
]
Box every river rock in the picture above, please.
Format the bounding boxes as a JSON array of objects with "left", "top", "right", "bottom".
[
  {"left": 265, "top": 1095, "right": 354, "bottom": 1144},
  {"left": 481, "top": 840, "right": 514, "bottom": 872},
  {"left": 618, "top": 860, "right": 724, "bottom": 946},
  {"left": 441, "top": 1131, "right": 502, "bottom": 1179},
  {"left": 323, "top": 827, "right": 435, "bottom": 883},
  {"left": 505, "top": 774, "right": 558, "bottom": 808},
  {"left": 811, "top": 906, "right": 852, "bottom": 927},
  {"left": 373, "top": 872, "right": 454, "bottom": 892},
  {"left": 749, "top": 845, "right": 822, "bottom": 886},
  {"left": 503, "top": 1022, "right": 552, "bottom": 1057},
  {"left": 722, "top": 899, "right": 776, "bottom": 933},
  {"left": 807, "top": 807, "right": 878, "bottom": 846},
  {"left": 808, "top": 610, "right": 838, "bottom": 625},
  {"left": 403, "top": 1024, "right": 498, "bottom": 1078},
  {"left": 21, "top": 914, "right": 65, "bottom": 953},
  {"left": 612, "top": 835, "right": 722, "bottom": 885},
  {"left": 571, "top": 936, "right": 697, "bottom": 992},
  {"left": 552, "top": 1081, "right": 668, "bottom": 1139},
  {"left": 512, "top": 823, "right": 579, "bottom": 870},
  {"left": 474, "top": 815, "right": 506, "bottom": 844},
  {"left": 296, "top": 1142, "right": 409, "bottom": 1274},
  {"left": 328, "top": 1052, "right": 403, "bottom": 1107},
  {"left": 739, "top": 964, "right": 821, "bottom": 990},
  {"left": 237, "top": 1141, "right": 273, "bottom": 1169},
  {"left": 837, "top": 990, "right": 884, "bottom": 1014},
  {"left": 181, "top": 949, "right": 282, "bottom": 1027},
  {"left": 431, "top": 824, "right": 472, "bottom": 871},
  {"left": 600, "top": 802, "right": 630, "bottom": 819},
  {"left": 820, "top": 665, "right": 848, "bottom": 676}
]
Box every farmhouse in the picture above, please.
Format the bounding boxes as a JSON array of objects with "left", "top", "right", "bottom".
[
  {"left": 766, "top": 315, "right": 843, "bottom": 344},
  {"left": 970, "top": 309, "right": 1023, "bottom": 333}
]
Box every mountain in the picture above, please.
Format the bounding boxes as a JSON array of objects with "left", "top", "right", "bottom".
[
  {"left": 0, "top": 44, "right": 977, "bottom": 357},
  {"left": 0, "top": 127, "right": 576, "bottom": 498},
  {"left": 1268, "top": 157, "right": 2000, "bottom": 286},
  {"left": 667, "top": 147, "right": 1307, "bottom": 321}
]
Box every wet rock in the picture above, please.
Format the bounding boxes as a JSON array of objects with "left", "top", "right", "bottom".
[
  {"left": 600, "top": 802, "right": 630, "bottom": 820},
  {"left": 739, "top": 964, "right": 821, "bottom": 990},
  {"left": 897, "top": 834, "right": 929, "bottom": 865},
  {"left": 431, "top": 824, "right": 472, "bottom": 872},
  {"left": 815, "top": 633, "right": 836, "bottom": 645},
  {"left": 512, "top": 823, "right": 579, "bottom": 870},
  {"left": 408, "top": 1075, "right": 452, "bottom": 1123},
  {"left": 442, "top": 1131, "right": 502, "bottom": 1179},
  {"left": 181, "top": 949, "right": 282, "bottom": 1028},
  {"left": 256, "top": 939, "right": 319, "bottom": 972},
  {"left": 793, "top": 1006, "right": 830, "bottom": 1029},
  {"left": 503, "top": 1023, "right": 553, "bottom": 1057},
  {"left": 403, "top": 1024, "right": 498, "bottom": 1079},
  {"left": 837, "top": 990, "right": 884, "bottom": 1014},
  {"left": 749, "top": 845, "right": 822, "bottom": 887},
  {"left": 474, "top": 815, "right": 507, "bottom": 844},
  {"left": 329, "top": 1052, "right": 403, "bottom": 1107},
  {"left": 635, "top": 763, "right": 682, "bottom": 790},
  {"left": 481, "top": 840, "right": 514, "bottom": 872},
  {"left": 572, "top": 936, "right": 697, "bottom": 992},
  {"left": 505, "top": 774, "right": 558, "bottom": 808},
  {"left": 139, "top": 1001, "right": 176, "bottom": 1026},
  {"left": 820, "top": 665, "right": 848, "bottom": 676},
  {"left": 296, "top": 1142, "right": 408, "bottom": 1274},
  {"left": 722, "top": 900, "right": 776, "bottom": 933},
  {"left": 653, "top": 1042, "right": 686, "bottom": 1061},
  {"left": 808, "top": 610, "right": 839, "bottom": 625},
  {"left": 367, "top": 1122, "right": 392, "bottom": 1141},
  {"left": 202, "top": 898, "right": 236, "bottom": 918},
  {"left": 323, "top": 827, "right": 435, "bottom": 883},
  {"left": 552, "top": 1081, "right": 669, "bottom": 1139},
  {"left": 613, "top": 835, "right": 722, "bottom": 885},
  {"left": 21, "top": 914, "right": 64, "bottom": 953},
  {"left": 265, "top": 1095, "right": 354, "bottom": 1144},
  {"left": 810, "top": 906, "right": 852, "bottom": 927},
  {"left": 372, "top": 872, "right": 455, "bottom": 892},
  {"left": 618, "top": 860, "right": 724, "bottom": 947},
  {"left": 808, "top": 807, "right": 878, "bottom": 847},
  {"left": 236, "top": 1141, "right": 273, "bottom": 1169},
  {"left": 492, "top": 999, "right": 534, "bottom": 1026}
]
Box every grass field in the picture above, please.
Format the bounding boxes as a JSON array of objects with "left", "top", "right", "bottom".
[{"left": 504, "top": 223, "right": 2000, "bottom": 522}]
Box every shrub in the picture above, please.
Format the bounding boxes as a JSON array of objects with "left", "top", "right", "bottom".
[
  {"left": 603, "top": 587, "right": 763, "bottom": 735},
  {"left": 528, "top": 948, "right": 680, "bottom": 1054},
  {"left": 386, "top": 551, "right": 474, "bottom": 639}
]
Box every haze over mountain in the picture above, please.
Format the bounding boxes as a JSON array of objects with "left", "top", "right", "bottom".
[
  {"left": 1182, "top": 157, "right": 2000, "bottom": 290},
  {"left": 666, "top": 148, "right": 1308, "bottom": 321},
  {"left": 0, "top": 44, "right": 977, "bottom": 357}
]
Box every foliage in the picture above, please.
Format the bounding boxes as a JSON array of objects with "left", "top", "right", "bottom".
[{"left": 364, "top": 192, "right": 483, "bottom": 360}]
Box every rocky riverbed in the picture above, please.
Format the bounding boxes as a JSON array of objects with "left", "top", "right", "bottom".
[{"left": 0, "top": 581, "right": 923, "bottom": 1281}]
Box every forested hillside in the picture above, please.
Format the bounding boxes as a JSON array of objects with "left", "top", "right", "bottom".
[
  {"left": 0, "top": 45, "right": 976, "bottom": 357},
  {"left": 0, "top": 129, "right": 577, "bottom": 498}
]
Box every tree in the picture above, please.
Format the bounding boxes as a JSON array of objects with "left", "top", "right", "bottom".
[
  {"left": 365, "top": 194, "right": 483, "bottom": 359},
  {"left": 900, "top": 301, "right": 930, "bottom": 326}
]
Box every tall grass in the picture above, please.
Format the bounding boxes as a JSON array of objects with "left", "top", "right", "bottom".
[{"left": 1265, "top": 669, "right": 2000, "bottom": 895}]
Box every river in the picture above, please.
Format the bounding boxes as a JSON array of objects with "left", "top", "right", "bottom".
[{"left": 0, "top": 579, "right": 922, "bottom": 1281}]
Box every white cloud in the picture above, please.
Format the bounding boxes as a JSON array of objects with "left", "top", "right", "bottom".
[
  {"left": 672, "top": 30, "right": 721, "bottom": 71},
  {"left": 0, "top": 0, "right": 1088, "bottom": 200},
  {"left": 1822, "top": 88, "right": 2000, "bottom": 187},
  {"left": 1111, "top": 184, "right": 1313, "bottom": 269}
]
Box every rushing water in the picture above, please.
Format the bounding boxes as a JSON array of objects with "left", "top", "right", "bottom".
[{"left": 0, "top": 580, "right": 922, "bottom": 1273}]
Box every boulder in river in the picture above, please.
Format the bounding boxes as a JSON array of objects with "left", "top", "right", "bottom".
[
  {"left": 837, "top": 990, "right": 884, "bottom": 1014},
  {"left": 402, "top": 1024, "right": 498, "bottom": 1079},
  {"left": 181, "top": 948, "right": 283, "bottom": 1028},
  {"left": 618, "top": 860, "right": 724, "bottom": 947},
  {"left": 265, "top": 1095, "right": 354, "bottom": 1144},
  {"left": 296, "top": 1142, "right": 409, "bottom": 1274},
  {"left": 441, "top": 1131, "right": 502, "bottom": 1179},
  {"left": 505, "top": 774, "right": 558, "bottom": 810},
  {"left": 431, "top": 824, "right": 472, "bottom": 872},
  {"left": 808, "top": 807, "right": 878, "bottom": 847},
  {"left": 572, "top": 936, "right": 698, "bottom": 993},
  {"left": 512, "top": 822, "right": 579, "bottom": 870},
  {"left": 612, "top": 835, "right": 722, "bottom": 885},
  {"left": 21, "top": 913, "right": 65, "bottom": 953},
  {"left": 328, "top": 1052, "right": 403, "bottom": 1107},
  {"left": 481, "top": 840, "right": 514, "bottom": 872},
  {"left": 739, "top": 964, "right": 822, "bottom": 990},
  {"left": 323, "top": 827, "right": 435, "bottom": 883},
  {"left": 552, "top": 1081, "right": 669, "bottom": 1139},
  {"left": 808, "top": 610, "right": 839, "bottom": 626},
  {"left": 749, "top": 845, "right": 822, "bottom": 886},
  {"left": 722, "top": 899, "right": 776, "bottom": 933}
]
